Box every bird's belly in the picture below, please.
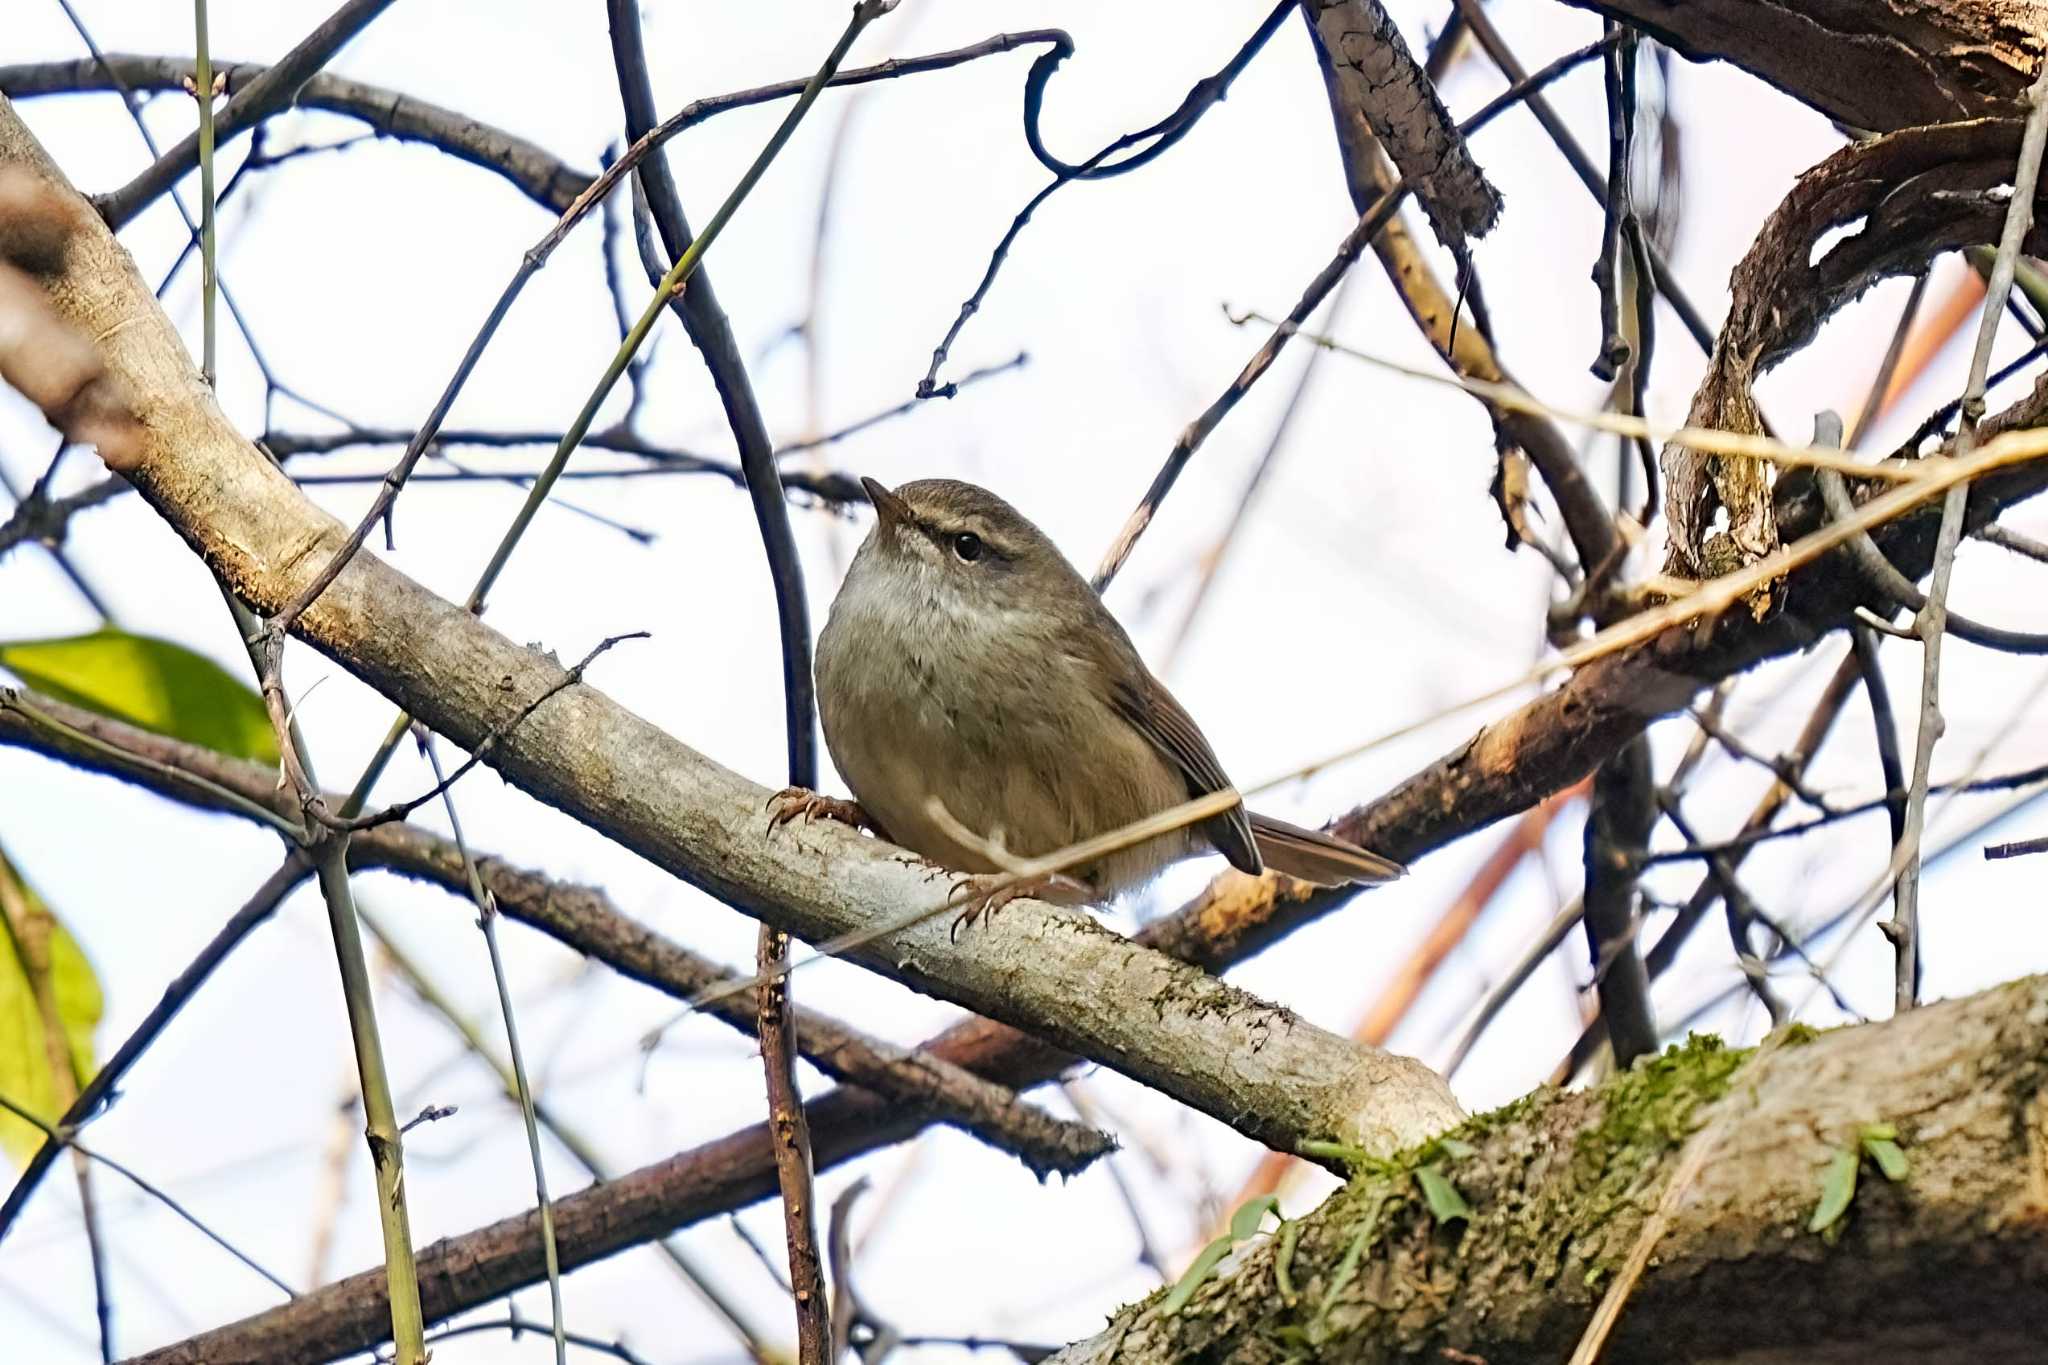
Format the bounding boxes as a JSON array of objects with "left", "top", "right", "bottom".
[{"left": 819, "top": 647, "right": 1189, "bottom": 892}]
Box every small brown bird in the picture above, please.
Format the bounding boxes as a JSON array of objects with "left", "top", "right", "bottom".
[{"left": 779, "top": 477, "right": 1403, "bottom": 925}]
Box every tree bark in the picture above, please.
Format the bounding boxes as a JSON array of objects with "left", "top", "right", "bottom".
[
  {"left": 1564, "top": 0, "right": 2043, "bottom": 132},
  {"left": 1047, "top": 974, "right": 2048, "bottom": 1364}
]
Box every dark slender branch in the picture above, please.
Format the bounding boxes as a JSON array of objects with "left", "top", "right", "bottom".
[
  {"left": 1451, "top": 0, "right": 1717, "bottom": 358},
  {"left": 338, "top": 633, "right": 647, "bottom": 832},
  {"left": 0, "top": 856, "right": 309, "bottom": 1244},
  {"left": 1655, "top": 799, "right": 1787, "bottom": 1025},
  {"left": 917, "top": 2, "right": 1295, "bottom": 397},
  {"left": 1983, "top": 834, "right": 2048, "bottom": 859},
  {"left": 1974, "top": 519, "right": 2048, "bottom": 563},
  {"left": 421, "top": 1313, "right": 655, "bottom": 1365},
  {"left": 1089, "top": 33, "right": 1620, "bottom": 590},
  {"left": 1592, "top": 24, "right": 1636, "bottom": 380},
  {"left": 605, "top": 7, "right": 832, "bottom": 1355},
  {"left": 1634, "top": 755, "right": 2048, "bottom": 867},
  {"left": 0, "top": 1090, "right": 297, "bottom": 1300},
  {"left": 1818, "top": 467, "right": 2048, "bottom": 653},
  {"left": 1581, "top": 738, "right": 1658, "bottom": 1066},
  {"left": 1851, "top": 623, "right": 1909, "bottom": 847},
  {"left": 1023, "top": 1, "right": 1291, "bottom": 181},
  {"left": 98, "top": 0, "right": 401, "bottom": 228},
  {"left": 1685, "top": 703, "right": 1836, "bottom": 811},
  {"left": 1902, "top": 329, "right": 2048, "bottom": 455}
]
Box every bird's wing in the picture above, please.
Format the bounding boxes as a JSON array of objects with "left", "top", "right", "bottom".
[{"left": 1110, "top": 672, "right": 1262, "bottom": 877}]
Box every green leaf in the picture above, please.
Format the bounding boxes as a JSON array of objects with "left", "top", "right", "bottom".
[
  {"left": 1414, "top": 1165, "right": 1472, "bottom": 1224},
  {"left": 1435, "top": 1136, "right": 1478, "bottom": 1160},
  {"left": 1862, "top": 1135, "right": 1910, "bottom": 1183},
  {"left": 0, "top": 627, "right": 277, "bottom": 763},
  {"left": 1160, "top": 1236, "right": 1232, "bottom": 1316},
  {"left": 0, "top": 846, "right": 103, "bottom": 1166},
  {"left": 1229, "top": 1193, "right": 1281, "bottom": 1242},
  {"left": 1161, "top": 1195, "right": 1283, "bottom": 1316},
  {"left": 1808, "top": 1147, "right": 1859, "bottom": 1234}
]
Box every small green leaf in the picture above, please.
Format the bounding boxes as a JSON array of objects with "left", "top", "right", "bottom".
[
  {"left": 1435, "top": 1136, "right": 1478, "bottom": 1160},
  {"left": 1414, "top": 1165, "right": 1471, "bottom": 1224},
  {"left": 1229, "top": 1193, "right": 1280, "bottom": 1242},
  {"left": 1808, "top": 1147, "right": 1859, "bottom": 1234},
  {"left": 1857, "top": 1121, "right": 1897, "bottom": 1143},
  {"left": 0, "top": 846, "right": 103, "bottom": 1167},
  {"left": 1862, "top": 1135, "right": 1909, "bottom": 1183},
  {"left": 0, "top": 627, "right": 277, "bottom": 763},
  {"left": 1160, "top": 1236, "right": 1231, "bottom": 1316}
]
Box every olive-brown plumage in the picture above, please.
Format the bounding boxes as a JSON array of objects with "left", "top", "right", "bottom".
[{"left": 810, "top": 477, "right": 1402, "bottom": 900}]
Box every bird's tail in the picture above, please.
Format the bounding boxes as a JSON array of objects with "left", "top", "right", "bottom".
[{"left": 1247, "top": 811, "right": 1405, "bottom": 885}]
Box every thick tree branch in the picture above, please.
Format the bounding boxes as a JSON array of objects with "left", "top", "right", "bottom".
[
  {"left": 1048, "top": 975, "right": 2048, "bottom": 1363},
  {"left": 1565, "top": 0, "right": 2043, "bottom": 132}
]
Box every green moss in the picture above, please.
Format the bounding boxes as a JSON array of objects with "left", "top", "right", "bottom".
[
  {"left": 1172, "top": 1035, "right": 1759, "bottom": 1358},
  {"left": 1774, "top": 1020, "right": 1822, "bottom": 1046}
]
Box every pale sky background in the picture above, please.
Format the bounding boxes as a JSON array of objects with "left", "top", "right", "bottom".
[{"left": 4, "top": 2, "right": 2048, "bottom": 1362}]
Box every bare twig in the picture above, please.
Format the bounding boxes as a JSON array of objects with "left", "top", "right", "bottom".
[
  {"left": 414, "top": 734, "right": 566, "bottom": 1363},
  {"left": 1089, "top": 34, "right": 1620, "bottom": 589},
  {"left": 0, "top": 857, "right": 310, "bottom": 1243},
  {"left": 1451, "top": 0, "right": 1717, "bottom": 356},
  {"left": 918, "top": 3, "right": 1295, "bottom": 396},
  {"left": 1890, "top": 65, "right": 2048, "bottom": 1010},
  {"left": 1983, "top": 835, "right": 2048, "bottom": 859},
  {"left": 99, "top": 0, "right": 401, "bottom": 228}
]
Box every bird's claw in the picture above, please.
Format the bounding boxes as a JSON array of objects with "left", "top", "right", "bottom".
[
  {"left": 947, "top": 871, "right": 1096, "bottom": 941},
  {"left": 766, "top": 787, "right": 875, "bottom": 836}
]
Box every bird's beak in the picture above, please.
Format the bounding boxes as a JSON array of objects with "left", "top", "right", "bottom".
[{"left": 861, "top": 477, "right": 910, "bottom": 532}]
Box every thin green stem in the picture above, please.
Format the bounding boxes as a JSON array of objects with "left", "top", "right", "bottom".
[
  {"left": 212, "top": 580, "right": 425, "bottom": 1358},
  {"left": 358, "top": 905, "right": 779, "bottom": 1364},
  {"left": 416, "top": 737, "right": 564, "bottom": 1363},
  {"left": 193, "top": 0, "right": 217, "bottom": 386},
  {"left": 313, "top": 837, "right": 426, "bottom": 1363}
]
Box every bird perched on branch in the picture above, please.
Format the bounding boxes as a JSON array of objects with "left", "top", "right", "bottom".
[{"left": 773, "top": 476, "right": 1403, "bottom": 929}]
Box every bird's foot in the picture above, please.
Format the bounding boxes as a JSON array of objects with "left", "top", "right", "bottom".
[
  {"left": 948, "top": 871, "right": 1096, "bottom": 940},
  {"left": 766, "top": 787, "right": 877, "bottom": 835}
]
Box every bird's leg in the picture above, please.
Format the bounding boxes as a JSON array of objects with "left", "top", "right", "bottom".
[
  {"left": 949, "top": 870, "right": 1097, "bottom": 939},
  {"left": 766, "top": 787, "right": 880, "bottom": 835}
]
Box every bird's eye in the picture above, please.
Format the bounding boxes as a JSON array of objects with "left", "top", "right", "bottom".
[{"left": 951, "top": 532, "right": 983, "bottom": 562}]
